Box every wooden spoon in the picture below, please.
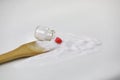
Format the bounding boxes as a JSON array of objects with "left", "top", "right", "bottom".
[{"left": 0, "top": 41, "right": 47, "bottom": 64}]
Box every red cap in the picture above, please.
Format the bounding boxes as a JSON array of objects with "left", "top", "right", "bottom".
[{"left": 55, "top": 37, "right": 62, "bottom": 44}]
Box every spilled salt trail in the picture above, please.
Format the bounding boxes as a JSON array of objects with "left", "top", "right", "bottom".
[{"left": 13, "top": 33, "right": 102, "bottom": 67}]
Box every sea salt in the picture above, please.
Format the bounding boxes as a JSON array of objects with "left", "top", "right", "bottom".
[{"left": 13, "top": 33, "right": 102, "bottom": 67}]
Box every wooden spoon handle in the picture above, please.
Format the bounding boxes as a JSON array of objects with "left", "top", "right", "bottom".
[{"left": 0, "top": 41, "right": 46, "bottom": 64}]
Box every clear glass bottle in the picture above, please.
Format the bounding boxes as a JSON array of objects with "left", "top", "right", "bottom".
[{"left": 34, "top": 25, "right": 55, "bottom": 41}]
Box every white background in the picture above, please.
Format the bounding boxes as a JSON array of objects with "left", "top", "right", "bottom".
[{"left": 0, "top": 0, "right": 120, "bottom": 80}]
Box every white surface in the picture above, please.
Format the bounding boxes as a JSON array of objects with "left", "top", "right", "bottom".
[
  {"left": 0, "top": 0, "right": 120, "bottom": 80},
  {"left": 12, "top": 33, "right": 101, "bottom": 68}
]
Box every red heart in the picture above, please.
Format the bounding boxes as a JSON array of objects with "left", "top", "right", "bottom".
[{"left": 55, "top": 37, "right": 62, "bottom": 44}]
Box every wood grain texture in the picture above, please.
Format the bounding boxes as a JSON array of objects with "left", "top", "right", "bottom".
[{"left": 0, "top": 41, "right": 46, "bottom": 64}]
